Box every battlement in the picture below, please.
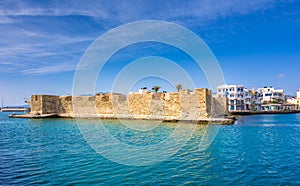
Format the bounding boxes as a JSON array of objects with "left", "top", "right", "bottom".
[{"left": 29, "top": 88, "right": 228, "bottom": 121}]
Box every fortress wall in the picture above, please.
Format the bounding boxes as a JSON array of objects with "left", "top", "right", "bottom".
[
  {"left": 95, "top": 93, "right": 130, "bottom": 115},
  {"left": 211, "top": 96, "right": 228, "bottom": 118},
  {"left": 42, "top": 95, "right": 59, "bottom": 115},
  {"left": 95, "top": 94, "right": 113, "bottom": 114},
  {"left": 194, "top": 88, "right": 211, "bottom": 118},
  {"left": 149, "top": 93, "right": 165, "bottom": 117},
  {"left": 30, "top": 95, "right": 59, "bottom": 115},
  {"left": 178, "top": 93, "right": 198, "bottom": 119},
  {"left": 128, "top": 93, "right": 152, "bottom": 115},
  {"left": 72, "top": 96, "right": 97, "bottom": 117},
  {"left": 111, "top": 94, "right": 130, "bottom": 115},
  {"left": 58, "top": 96, "right": 73, "bottom": 117},
  {"left": 164, "top": 92, "right": 180, "bottom": 117},
  {"left": 30, "top": 88, "right": 226, "bottom": 119},
  {"left": 30, "top": 95, "right": 43, "bottom": 115}
]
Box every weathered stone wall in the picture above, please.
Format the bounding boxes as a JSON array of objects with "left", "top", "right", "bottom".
[
  {"left": 164, "top": 93, "right": 180, "bottom": 117},
  {"left": 194, "top": 88, "right": 211, "bottom": 118},
  {"left": 72, "top": 96, "right": 97, "bottom": 117},
  {"left": 95, "top": 94, "right": 113, "bottom": 114},
  {"left": 110, "top": 93, "right": 130, "bottom": 115},
  {"left": 30, "top": 95, "right": 43, "bottom": 115},
  {"left": 30, "top": 95, "right": 59, "bottom": 115},
  {"left": 150, "top": 93, "right": 165, "bottom": 117},
  {"left": 42, "top": 95, "right": 59, "bottom": 114},
  {"left": 30, "top": 88, "right": 227, "bottom": 119},
  {"left": 211, "top": 96, "right": 228, "bottom": 117},
  {"left": 58, "top": 96, "right": 73, "bottom": 117},
  {"left": 128, "top": 93, "right": 152, "bottom": 115}
]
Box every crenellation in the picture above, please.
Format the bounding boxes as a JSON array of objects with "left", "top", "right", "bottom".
[{"left": 29, "top": 88, "right": 228, "bottom": 120}]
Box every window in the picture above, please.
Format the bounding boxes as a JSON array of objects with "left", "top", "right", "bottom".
[{"left": 230, "top": 106, "right": 235, "bottom": 110}]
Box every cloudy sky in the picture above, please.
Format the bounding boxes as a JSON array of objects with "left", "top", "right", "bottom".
[{"left": 0, "top": 0, "right": 299, "bottom": 105}]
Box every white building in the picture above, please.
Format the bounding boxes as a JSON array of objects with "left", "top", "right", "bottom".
[
  {"left": 256, "top": 86, "right": 287, "bottom": 111},
  {"left": 248, "top": 89, "right": 262, "bottom": 111},
  {"left": 217, "top": 84, "right": 249, "bottom": 111},
  {"left": 138, "top": 87, "right": 150, "bottom": 94},
  {"left": 217, "top": 84, "right": 298, "bottom": 112},
  {"left": 297, "top": 89, "right": 300, "bottom": 102},
  {"left": 286, "top": 89, "right": 300, "bottom": 110},
  {"left": 257, "top": 86, "right": 285, "bottom": 104}
]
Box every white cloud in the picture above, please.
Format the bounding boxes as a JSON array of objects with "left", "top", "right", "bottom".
[
  {"left": 0, "top": 0, "right": 283, "bottom": 75},
  {"left": 277, "top": 73, "right": 285, "bottom": 79},
  {"left": 20, "top": 62, "right": 78, "bottom": 75},
  {"left": 0, "top": 16, "right": 14, "bottom": 24},
  {"left": 0, "top": 28, "right": 95, "bottom": 74},
  {"left": 0, "top": 0, "right": 275, "bottom": 23}
]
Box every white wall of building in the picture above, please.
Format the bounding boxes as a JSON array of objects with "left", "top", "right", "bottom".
[
  {"left": 257, "top": 86, "right": 285, "bottom": 104},
  {"left": 217, "top": 84, "right": 247, "bottom": 111},
  {"left": 297, "top": 90, "right": 300, "bottom": 100},
  {"left": 217, "top": 84, "right": 288, "bottom": 112}
]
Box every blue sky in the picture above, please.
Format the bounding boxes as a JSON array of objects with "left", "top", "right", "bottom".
[{"left": 0, "top": 0, "right": 299, "bottom": 105}]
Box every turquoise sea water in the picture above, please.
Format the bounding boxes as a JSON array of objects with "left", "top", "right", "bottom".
[{"left": 1, "top": 112, "right": 300, "bottom": 185}]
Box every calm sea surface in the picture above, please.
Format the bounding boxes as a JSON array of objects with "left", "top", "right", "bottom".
[{"left": 1, "top": 112, "right": 300, "bottom": 185}]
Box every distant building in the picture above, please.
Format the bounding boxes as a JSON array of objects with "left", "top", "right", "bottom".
[
  {"left": 261, "top": 103, "right": 283, "bottom": 111},
  {"left": 258, "top": 86, "right": 286, "bottom": 110},
  {"left": 138, "top": 87, "right": 150, "bottom": 94},
  {"left": 249, "top": 89, "right": 262, "bottom": 111},
  {"left": 217, "top": 84, "right": 248, "bottom": 111},
  {"left": 257, "top": 86, "right": 285, "bottom": 104},
  {"left": 286, "top": 89, "right": 300, "bottom": 110},
  {"left": 256, "top": 86, "right": 286, "bottom": 111},
  {"left": 217, "top": 84, "right": 292, "bottom": 112},
  {"left": 297, "top": 89, "right": 300, "bottom": 104}
]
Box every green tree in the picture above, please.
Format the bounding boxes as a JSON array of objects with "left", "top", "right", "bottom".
[
  {"left": 152, "top": 86, "right": 161, "bottom": 93},
  {"left": 175, "top": 84, "right": 182, "bottom": 92}
]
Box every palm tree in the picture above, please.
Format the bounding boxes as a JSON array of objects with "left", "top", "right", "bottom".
[
  {"left": 175, "top": 84, "right": 182, "bottom": 92},
  {"left": 152, "top": 86, "right": 161, "bottom": 93}
]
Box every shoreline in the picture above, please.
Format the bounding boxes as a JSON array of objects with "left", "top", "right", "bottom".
[
  {"left": 230, "top": 110, "right": 300, "bottom": 116},
  {"left": 8, "top": 113, "right": 236, "bottom": 125},
  {"left": 8, "top": 111, "right": 300, "bottom": 125}
]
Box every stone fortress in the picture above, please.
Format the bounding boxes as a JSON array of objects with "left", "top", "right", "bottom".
[{"left": 28, "top": 88, "right": 232, "bottom": 124}]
